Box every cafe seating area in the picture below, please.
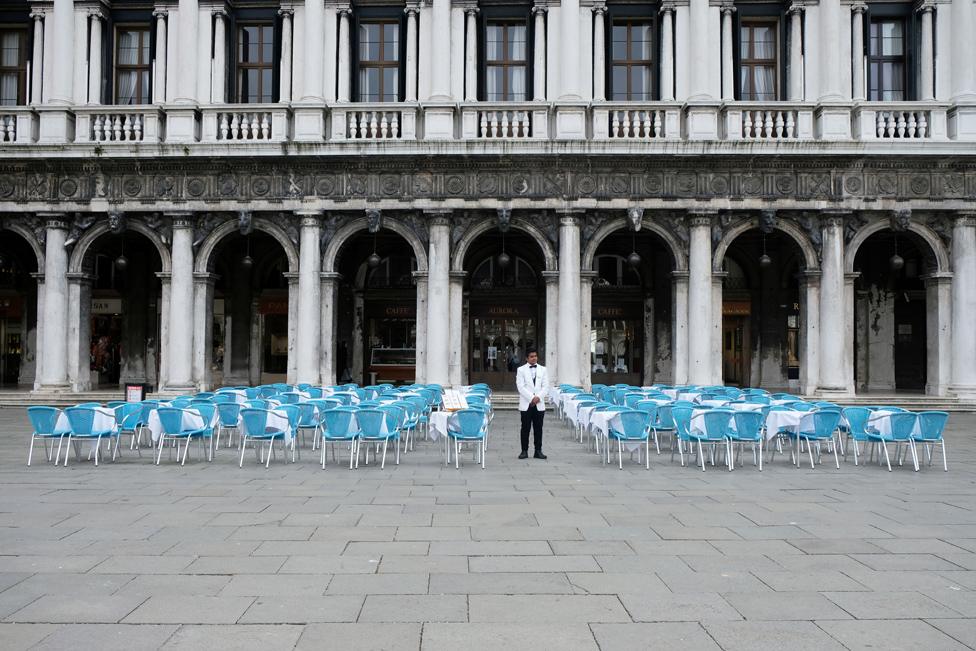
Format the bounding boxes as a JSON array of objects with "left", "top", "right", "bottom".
[
  {"left": 24, "top": 383, "right": 493, "bottom": 471},
  {"left": 551, "top": 384, "right": 951, "bottom": 473}
]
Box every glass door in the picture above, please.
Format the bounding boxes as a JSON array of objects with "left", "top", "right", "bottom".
[{"left": 470, "top": 316, "right": 537, "bottom": 390}]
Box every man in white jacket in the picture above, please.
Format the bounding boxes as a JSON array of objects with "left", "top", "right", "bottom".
[{"left": 515, "top": 348, "right": 549, "bottom": 459}]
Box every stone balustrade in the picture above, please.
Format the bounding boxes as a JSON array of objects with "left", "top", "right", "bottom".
[{"left": 2, "top": 101, "right": 971, "bottom": 147}]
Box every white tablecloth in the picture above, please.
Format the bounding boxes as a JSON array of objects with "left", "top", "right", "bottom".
[
  {"left": 147, "top": 408, "right": 215, "bottom": 443},
  {"left": 699, "top": 399, "right": 729, "bottom": 408},
  {"left": 764, "top": 411, "right": 812, "bottom": 441},
  {"left": 661, "top": 389, "right": 679, "bottom": 400},
  {"left": 867, "top": 410, "right": 921, "bottom": 437},
  {"left": 606, "top": 413, "right": 645, "bottom": 452},
  {"left": 217, "top": 390, "right": 247, "bottom": 403},
  {"left": 429, "top": 411, "right": 453, "bottom": 441},
  {"left": 589, "top": 410, "right": 621, "bottom": 438},
  {"left": 678, "top": 392, "right": 702, "bottom": 402},
  {"left": 56, "top": 407, "right": 116, "bottom": 434}
]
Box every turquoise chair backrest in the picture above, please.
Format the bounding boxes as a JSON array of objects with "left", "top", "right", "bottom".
[
  {"left": 27, "top": 406, "right": 61, "bottom": 435},
  {"left": 357, "top": 408, "right": 388, "bottom": 437},
  {"left": 307, "top": 388, "right": 323, "bottom": 399},
  {"left": 613, "top": 410, "right": 651, "bottom": 438},
  {"left": 916, "top": 411, "right": 948, "bottom": 440},
  {"left": 888, "top": 412, "right": 918, "bottom": 441},
  {"left": 671, "top": 406, "right": 693, "bottom": 439},
  {"left": 454, "top": 409, "right": 486, "bottom": 438},
  {"left": 702, "top": 409, "right": 734, "bottom": 440},
  {"left": 194, "top": 403, "right": 216, "bottom": 428},
  {"left": 156, "top": 407, "right": 188, "bottom": 435},
  {"left": 323, "top": 408, "right": 359, "bottom": 437},
  {"left": 380, "top": 404, "right": 405, "bottom": 431},
  {"left": 114, "top": 403, "right": 142, "bottom": 430},
  {"left": 803, "top": 409, "right": 842, "bottom": 437},
  {"left": 842, "top": 407, "right": 871, "bottom": 438},
  {"left": 170, "top": 398, "right": 191, "bottom": 408},
  {"left": 278, "top": 392, "right": 301, "bottom": 404},
  {"left": 212, "top": 393, "right": 235, "bottom": 404},
  {"left": 66, "top": 406, "right": 101, "bottom": 435},
  {"left": 732, "top": 411, "right": 763, "bottom": 440},
  {"left": 245, "top": 399, "right": 270, "bottom": 409},
  {"left": 297, "top": 403, "right": 319, "bottom": 427},
  {"left": 217, "top": 402, "right": 242, "bottom": 427},
  {"left": 240, "top": 408, "right": 271, "bottom": 437},
  {"left": 634, "top": 401, "right": 659, "bottom": 422},
  {"left": 656, "top": 404, "right": 675, "bottom": 429},
  {"left": 276, "top": 404, "right": 300, "bottom": 427}
]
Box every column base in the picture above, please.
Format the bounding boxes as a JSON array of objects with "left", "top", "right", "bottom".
[
  {"left": 31, "top": 384, "right": 73, "bottom": 396},
  {"left": 684, "top": 101, "right": 720, "bottom": 140},
  {"left": 950, "top": 384, "right": 976, "bottom": 400},
  {"left": 159, "top": 383, "right": 197, "bottom": 396},
  {"left": 162, "top": 105, "right": 200, "bottom": 143},
  {"left": 815, "top": 103, "right": 853, "bottom": 140},
  {"left": 423, "top": 103, "right": 456, "bottom": 140},
  {"left": 36, "top": 106, "right": 75, "bottom": 144},
  {"left": 817, "top": 386, "right": 854, "bottom": 399},
  {"left": 293, "top": 102, "right": 326, "bottom": 141},
  {"left": 948, "top": 103, "right": 976, "bottom": 141},
  {"left": 554, "top": 103, "right": 588, "bottom": 139}
]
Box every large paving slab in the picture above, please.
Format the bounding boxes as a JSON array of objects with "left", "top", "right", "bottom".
[{"left": 0, "top": 407, "right": 974, "bottom": 648}]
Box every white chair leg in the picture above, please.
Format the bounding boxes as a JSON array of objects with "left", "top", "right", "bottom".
[{"left": 881, "top": 441, "right": 892, "bottom": 472}]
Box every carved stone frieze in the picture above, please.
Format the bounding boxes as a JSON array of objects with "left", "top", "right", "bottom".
[
  {"left": 659, "top": 212, "right": 690, "bottom": 245},
  {"left": 798, "top": 213, "right": 823, "bottom": 259},
  {"left": 269, "top": 212, "right": 300, "bottom": 247},
  {"left": 711, "top": 212, "right": 745, "bottom": 248},
  {"left": 889, "top": 208, "right": 912, "bottom": 232},
  {"left": 925, "top": 212, "right": 953, "bottom": 249},
  {"left": 319, "top": 211, "right": 341, "bottom": 252},
  {"left": 842, "top": 212, "right": 869, "bottom": 245},
  {"left": 193, "top": 213, "right": 226, "bottom": 247},
  {"left": 401, "top": 211, "right": 429, "bottom": 246},
  {"left": 522, "top": 211, "right": 558, "bottom": 248},
  {"left": 451, "top": 211, "right": 479, "bottom": 248},
  {"left": 108, "top": 210, "right": 126, "bottom": 234},
  {"left": 144, "top": 213, "right": 172, "bottom": 243},
  {"left": 63, "top": 213, "right": 97, "bottom": 248}
]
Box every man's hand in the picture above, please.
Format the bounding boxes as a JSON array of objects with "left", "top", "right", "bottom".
[{"left": 530, "top": 396, "right": 540, "bottom": 406}]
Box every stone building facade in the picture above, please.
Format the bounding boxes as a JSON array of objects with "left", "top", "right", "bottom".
[{"left": 0, "top": 0, "right": 974, "bottom": 398}]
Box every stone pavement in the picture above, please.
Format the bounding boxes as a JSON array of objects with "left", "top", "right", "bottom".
[{"left": 0, "top": 407, "right": 974, "bottom": 650}]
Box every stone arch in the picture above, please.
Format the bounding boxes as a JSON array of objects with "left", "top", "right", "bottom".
[
  {"left": 581, "top": 217, "right": 687, "bottom": 272},
  {"left": 712, "top": 217, "right": 820, "bottom": 272},
  {"left": 452, "top": 218, "right": 557, "bottom": 272},
  {"left": 195, "top": 217, "right": 299, "bottom": 274},
  {"left": 844, "top": 218, "right": 950, "bottom": 273},
  {"left": 68, "top": 219, "right": 172, "bottom": 274},
  {"left": 1, "top": 223, "right": 44, "bottom": 270},
  {"left": 323, "top": 217, "right": 428, "bottom": 274}
]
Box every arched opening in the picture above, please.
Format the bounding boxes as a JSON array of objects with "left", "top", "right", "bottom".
[
  {"left": 78, "top": 231, "right": 163, "bottom": 388},
  {"left": 208, "top": 231, "right": 290, "bottom": 386},
  {"left": 464, "top": 230, "right": 547, "bottom": 390},
  {"left": 0, "top": 229, "right": 39, "bottom": 388},
  {"left": 334, "top": 230, "right": 419, "bottom": 386},
  {"left": 589, "top": 229, "right": 676, "bottom": 386},
  {"left": 852, "top": 230, "right": 936, "bottom": 393},
  {"left": 719, "top": 230, "right": 804, "bottom": 389}
]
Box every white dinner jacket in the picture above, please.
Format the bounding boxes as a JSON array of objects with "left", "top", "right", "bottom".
[{"left": 516, "top": 362, "right": 549, "bottom": 412}]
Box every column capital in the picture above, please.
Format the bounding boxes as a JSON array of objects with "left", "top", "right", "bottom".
[
  {"left": 278, "top": 7, "right": 295, "bottom": 18},
  {"left": 193, "top": 272, "right": 220, "bottom": 285},
  {"left": 533, "top": 5, "right": 550, "bottom": 16},
  {"left": 671, "top": 270, "right": 690, "bottom": 281},
  {"left": 86, "top": 7, "right": 107, "bottom": 21},
  {"left": 921, "top": 271, "right": 953, "bottom": 284},
  {"left": 687, "top": 209, "right": 717, "bottom": 227},
  {"left": 463, "top": 6, "right": 480, "bottom": 17},
  {"left": 797, "top": 269, "right": 822, "bottom": 286},
  {"left": 412, "top": 270, "right": 428, "bottom": 283},
  {"left": 30, "top": 8, "right": 49, "bottom": 20},
  {"left": 164, "top": 212, "right": 195, "bottom": 229},
  {"left": 449, "top": 270, "right": 467, "bottom": 282},
  {"left": 424, "top": 209, "right": 453, "bottom": 227},
  {"left": 580, "top": 270, "right": 598, "bottom": 285},
  {"left": 844, "top": 272, "right": 861, "bottom": 283},
  {"left": 283, "top": 271, "right": 300, "bottom": 285},
  {"left": 591, "top": 5, "right": 606, "bottom": 16},
  {"left": 787, "top": 2, "right": 806, "bottom": 16},
  {"left": 337, "top": 7, "right": 352, "bottom": 18},
  {"left": 659, "top": 1, "right": 676, "bottom": 15},
  {"left": 296, "top": 209, "right": 323, "bottom": 227},
  {"left": 66, "top": 271, "right": 95, "bottom": 285},
  {"left": 39, "top": 213, "right": 69, "bottom": 230},
  {"left": 211, "top": 8, "right": 228, "bottom": 19},
  {"left": 914, "top": 0, "right": 936, "bottom": 14},
  {"left": 720, "top": 1, "right": 736, "bottom": 16},
  {"left": 152, "top": 8, "right": 169, "bottom": 19},
  {"left": 851, "top": 2, "right": 868, "bottom": 14},
  {"left": 404, "top": 5, "right": 421, "bottom": 16},
  {"left": 954, "top": 211, "right": 976, "bottom": 228},
  {"left": 542, "top": 270, "right": 560, "bottom": 284},
  {"left": 320, "top": 271, "right": 342, "bottom": 282}
]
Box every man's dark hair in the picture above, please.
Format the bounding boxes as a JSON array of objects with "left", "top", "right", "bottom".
[{"left": 525, "top": 347, "right": 538, "bottom": 356}]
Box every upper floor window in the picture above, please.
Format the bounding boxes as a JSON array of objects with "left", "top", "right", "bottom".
[
  {"left": 610, "top": 20, "right": 653, "bottom": 101},
  {"left": 238, "top": 24, "right": 274, "bottom": 103},
  {"left": 486, "top": 22, "right": 527, "bottom": 101},
  {"left": 739, "top": 20, "right": 777, "bottom": 101},
  {"left": 869, "top": 18, "right": 905, "bottom": 101},
  {"left": 359, "top": 21, "right": 400, "bottom": 102},
  {"left": 0, "top": 29, "right": 27, "bottom": 106},
  {"left": 115, "top": 27, "right": 151, "bottom": 105}
]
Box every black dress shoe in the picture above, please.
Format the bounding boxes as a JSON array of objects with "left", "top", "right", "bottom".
[
  {"left": 534, "top": 451, "right": 547, "bottom": 460},
  {"left": 518, "top": 451, "right": 529, "bottom": 459}
]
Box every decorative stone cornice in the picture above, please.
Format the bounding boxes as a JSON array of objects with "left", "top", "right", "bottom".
[{"left": 542, "top": 270, "right": 560, "bottom": 284}]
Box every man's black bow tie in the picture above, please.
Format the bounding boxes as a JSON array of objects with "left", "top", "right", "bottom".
[{"left": 529, "top": 365, "right": 537, "bottom": 369}]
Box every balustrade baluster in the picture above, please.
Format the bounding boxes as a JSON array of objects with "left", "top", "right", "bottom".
[
  {"left": 219, "top": 114, "right": 229, "bottom": 140},
  {"left": 112, "top": 115, "right": 122, "bottom": 141},
  {"left": 653, "top": 111, "right": 662, "bottom": 138},
  {"left": 622, "top": 111, "right": 631, "bottom": 138},
  {"left": 896, "top": 111, "right": 907, "bottom": 138},
  {"left": 774, "top": 111, "right": 784, "bottom": 138},
  {"left": 501, "top": 111, "right": 510, "bottom": 138},
  {"left": 261, "top": 114, "right": 270, "bottom": 139},
  {"left": 369, "top": 112, "right": 379, "bottom": 138},
  {"left": 743, "top": 111, "right": 753, "bottom": 138},
  {"left": 907, "top": 112, "right": 917, "bottom": 138},
  {"left": 876, "top": 112, "right": 885, "bottom": 138},
  {"left": 886, "top": 112, "right": 896, "bottom": 138},
  {"left": 122, "top": 115, "right": 132, "bottom": 141},
  {"left": 480, "top": 112, "right": 488, "bottom": 138},
  {"left": 231, "top": 113, "right": 241, "bottom": 140},
  {"left": 380, "top": 113, "right": 389, "bottom": 138},
  {"left": 611, "top": 111, "right": 620, "bottom": 138},
  {"left": 390, "top": 113, "right": 400, "bottom": 138},
  {"left": 786, "top": 112, "right": 795, "bottom": 138},
  {"left": 134, "top": 115, "right": 143, "bottom": 141},
  {"left": 93, "top": 115, "right": 104, "bottom": 142},
  {"left": 918, "top": 112, "right": 928, "bottom": 138}
]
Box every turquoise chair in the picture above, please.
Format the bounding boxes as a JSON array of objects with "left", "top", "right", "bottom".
[
  {"left": 356, "top": 408, "right": 398, "bottom": 469},
  {"left": 215, "top": 402, "right": 242, "bottom": 449},
  {"left": 866, "top": 412, "right": 919, "bottom": 472},
  {"left": 113, "top": 403, "right": 144, "bottom": 457},
  {"left": 841, "top": 407, "right": 872, "bottom": 466},
  {"left": 321, "top": 407, "right": 360, "bottom": 469},
  {"left": 238, "top": 408, "right": 289, "bottom": 468},
  {"left": 607, "top": 409, "right": 652, "bottom": 469},
  {"left": 795, "top": 409, "right": 843, "bottom": 469},
  {"left": 633, "top": 401, "right": 661, "bottom": 454},
  {"left": 63, "top": 406, "right": 119, "bottom": 466},
  {"left": 913, "top": 411, "right": 949, "bottom": 471},
  {"left": 688, "top": 408, "right": 735, "bottom": 472},
  {"left": 26, "top": 406, "right": 69, "bottom": 466},
  {"left": 447, "top": 408, "right": 488, "bottom": 469},
  {"left": 155, "top": 406, "right": 213, "bottom": 465},
  {"left": 670, "top": 405, "right": 694, "bottom": 466},
  {"left": 730, "top": 410, "right": 765, "bottom": 471}
]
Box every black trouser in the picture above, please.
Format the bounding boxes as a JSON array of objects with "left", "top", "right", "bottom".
[{"left": 520, "top": 405, "right": 544, "bottom": 453}]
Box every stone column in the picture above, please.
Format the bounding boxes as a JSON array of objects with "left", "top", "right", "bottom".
[
  {"left": 211, "top": 9, "right": 227, "bottom": 103},
  {"left": 798, "top": 271, "right": 821, "bottom": 395},
  {"left": 788, "top": 4, "right": 804, "bottom": 101},
  {"left": 533, "top": 6, "right": 547, "bottom": 101},
  {"left": 687, "top": 211, "right": 714, "bottom": 385},
  {"left": 918, "top": 3, "right": 935, "bottom": 102},
  {"left": 176, "top": 0, "right": 199, "bottom": 103},
  {"left": 464, "top": 8, "right": 478, "bottom": 101},
  {"left": 39, "top": 215, "right": 69, "bottom": 389},
  {"left": 405, "top": 6, "right": 419, "bottom": 101},
  {"left": 87, "top": 10, "right": 103, "bottom": 104},
  {"left": 66, "top": 272, "right": 92, "bottom": 392},
  {"left": 711, "top": 271, "right": 726, "bottom": 384},
  {"left": 557, "top": 212, "right": 582, "bottom": 386},
  {"left": 844, "top": 272, "right": 859, "bottom": 394},
  {"left": 71, "top": 3, "right": 87, "bottom": 105},
  {"left": 818, "top": 213, "right": 847, "bottom": 395},
  {"left": 30, "top": 11, "right": 44, "bottom": 104},
  {"left": 31, "top": 272, "right": 45, "bottom": 390},
  {"left": 337, "top": 8, "right": 352, "bottom": 102},
  {"left": 319, "top": 272, "right": 340, "bottom": 385},
  {"left": 166, "top": 214, "right": 195, "bottom": 390},
  {"left": 153, "top": 10, "right": 168, "bottom": 103},
  {"left": 42, "top": 8, "right": 54, "bottom": 103},
  {"left": 923, "top": 273, "right": 952, "bottom": 396},
  {"left": 580, "top": 271, "right": 596, "bottom": 390},
  {"left": 671, "top": 271, "right": 689, "bottom": 385},
  {"left": 448, "top": 271, "right": 465, "bottom": 385},
  {"left": 643, "top": 292, "right": 655, "bottom": 384},
  {"left": 950, "top": 0, "right": 975, "bottom": 101},
  {"left": 279, "top": 8, "right": 294, "bottom": 102},
  {"left": 560, "top": 0, "right": 581, "bottom": 99},
  {"left": 303, "top": 0, "right": 325, "bottom": 100},
  {"left": 192, "top": 273, "right": 216, "bottom": 389},
  {"left": 249, "top": 297, "right": 261, "bottom": 384},
  {"left": 157, "top": 272, "right": 171, "bottom": 388},
  {"left": 430, "top": 0, "right": 452, "bottom": 99},
  {"left": 414, "top": 271, "right": 428, "bottom": 383},
  {"left": 286, "top": 272, "right": 299, "bottom": 384},
  {"left": 688, "top": 0, "right": 712, "bottom": 100},
  {"left": 426, "top": 212, "right": 451, "bottom": 385},
  {"left": 350, "top": 290, "right": 364, "bottom": 383},
  {"left": 951, "top": 213, "right": 976, "bottom": 397},
  {"left": 819, "top": 0, "right": 842, "bottom": 100},
  {"left": 660, "top": 3, "right": 675, "bottom": 101},
  {"left": 542, "top": 271, "right": 559, "bottom": 385},
  {"left": 851, "top": 3, "right": 866, "bottom": 101},
  {"left": 296, "top": 211, "right": 322, "bottom": 384},
  {"left": 720, "top": 2, "right": 735, "bottom": 101},
  {"left": 592, "top": 7, "right": 605, "bottom": 102}
]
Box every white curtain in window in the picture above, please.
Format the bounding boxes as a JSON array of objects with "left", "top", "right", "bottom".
[
  {"left": 510, "top": 67, "right": 526, "bottom": 100},
  {"left": 116, "top": 31, "right": 137, "bottom": 104},
  {"left": 1, "top": 33, "right": 19, "bottom": 66},
  {"left": 753, "top": 67, "right": 775, "bottom": 100},
  {"left": 0, "top": 73, "right": 17, "bottom": 105}
]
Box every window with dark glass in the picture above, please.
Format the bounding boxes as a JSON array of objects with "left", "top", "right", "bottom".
[
  {"left": 486, "top": 22, "right": 527, "bottom": 101},
  {"left": 115, "top": 27, "right": 151, "bottom": 105},
  {"left": 610, "top": 20, "right": 653, "bottom": 100},
  {"left": 238, "top": 24, "right": 274, "bottom": 103},
  {"left": 739, "top": 20, "right": 777, "bottom": 101},
  {"left": 0, "top": 29, "right": 27, "bottom": 105},
  {"left": 869, "top": 18, "right": 906, "bottom": 101},
  {"left": 359, "top": 21, "right": 400, "bottom": 102}
]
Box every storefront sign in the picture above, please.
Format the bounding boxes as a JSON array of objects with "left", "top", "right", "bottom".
[
  {"left": 723, "top": 300, "right": 751, "bottom": 316},
  {"left": 595, "top": 306, "right": 627, "bottom": 318},
  {"left": 91, "top": 298, "right": 123, "bottom": 314},
  {"left": 383, "top": 305, "right": 415, "bottom": 317},
  {"left": 258, "top": 298, "right": 288, "bottom": 315},
  {"left": 472, "top": 303, "right": 535, "bottom": 318}
]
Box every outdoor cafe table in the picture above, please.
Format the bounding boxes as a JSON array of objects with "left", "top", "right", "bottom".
[
  {"left": 867, "top": 410, "right": 922, "bottom": 437},
  {"left": 55, "top": 406, "right": 116, "bottom": 434},
  {"left": 146, "top": 407, "right": 228, "bottom": 444}
]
